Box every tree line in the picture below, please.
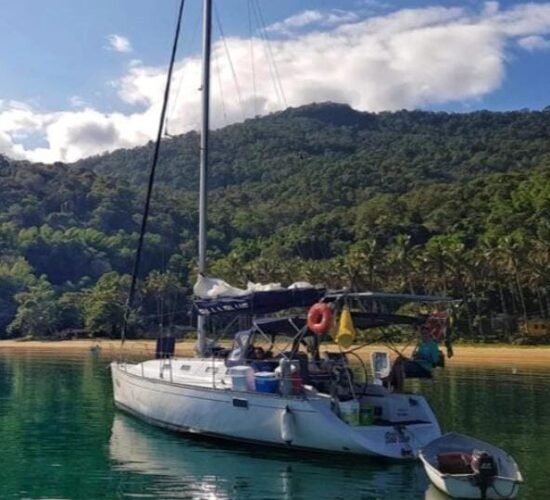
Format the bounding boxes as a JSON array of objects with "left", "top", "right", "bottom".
[{"left": 0, "top": 103, "right": 548, "bottom": 340}]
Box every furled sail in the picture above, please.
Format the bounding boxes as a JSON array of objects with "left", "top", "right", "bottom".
[{"left": 193, "top": 275, "right": 326, "bottom": 316}]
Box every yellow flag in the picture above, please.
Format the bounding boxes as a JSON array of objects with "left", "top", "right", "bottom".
[{"left": 336, "top": 306, "right": 356, "bottom": 349}]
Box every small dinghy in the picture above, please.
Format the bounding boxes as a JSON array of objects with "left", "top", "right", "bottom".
[{"left": 419, "top": 432, "right": 523, "bottom": 499}]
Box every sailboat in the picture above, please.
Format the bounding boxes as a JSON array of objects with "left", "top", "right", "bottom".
[{"left": 110, "top": 0, "right": 452, "bottom": 460}]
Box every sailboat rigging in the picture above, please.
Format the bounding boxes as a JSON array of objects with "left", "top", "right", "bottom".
[
  {"left": 111, "top": 0, "right": 455, "bottom": 460},
  {"left": 121, "top": 0, "right": 187, "bottom": 345}
]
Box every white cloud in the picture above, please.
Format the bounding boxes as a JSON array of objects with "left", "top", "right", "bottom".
[
  {"left": 518, "top": 34, "right": 550, "bottom": 51},
  {"left": 357, "top": 0, "right": 391, "bottom": 11},
  {"left": 267, "top": 10, "right": 324, "bottom": 32},
  {"left": 0, "top": 101, "right": 48, "bottom": 138},
  {"left": 266, "top": 9, "right": 359, "bottom": 34},
  {"left": 2, "top": 3, "right": 550, "bottom": 163},
  {"left": 486, "top": 3, "right": 550, "bottom": 37},
  {"left": 69, "top": 95, "right": 87, "bottom": 108},
  {"left": 0, "top": 131, "right": 26, "bottom": 160},
  {"left": 106, "top": 34, "right": 132, "bottom": 53},
  {"left": 482, "top": 1, "right": 500, "bottom": 17}
]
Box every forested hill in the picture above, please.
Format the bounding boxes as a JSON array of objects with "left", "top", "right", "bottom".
[
  {"left": 0, "top": 103, "right": 549, "bottom": 340},
  {"left": 78, "top": 102, "right": 550, "bottom": 193}
]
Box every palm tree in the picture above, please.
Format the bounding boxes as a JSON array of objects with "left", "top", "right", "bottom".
[
  {"left": 421, "top": 234, "right": 475, "bottom": 337},
  {"left": 143, "top": 271, "right": 187, "bottom": 330},
  {"left": 527, "top": 238, "right": 550, "bottom": 318},
  {"left": 479, "top": 237, "right": 509, "bottom": 317},
  {"left": 385, "top": 234, "right": 418, "bottom": 294},
  {"left": 497, "top": 233, "right": 530, "bottom": 325},
  {"left": 419, "top": 237, "right": 449, "bottom": 296},
  {"left": 356, "top": 238, "right": 383, "bottom": 290}
]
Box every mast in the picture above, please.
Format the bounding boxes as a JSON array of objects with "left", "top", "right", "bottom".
[{"left": 197, "top": 0, "right": 212, "bottom": 356}]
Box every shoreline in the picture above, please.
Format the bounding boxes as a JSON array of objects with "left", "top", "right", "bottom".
[{"left": 1, "top": 339, "right": 550, "bottom": 367}]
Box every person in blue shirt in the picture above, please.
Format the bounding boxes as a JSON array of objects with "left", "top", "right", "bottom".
[
  {"left": 386, "top": 326, "right": 442, "bottom": 392},
  {"left": 408, "top": 326, "right": 441, "bottom": 375}
]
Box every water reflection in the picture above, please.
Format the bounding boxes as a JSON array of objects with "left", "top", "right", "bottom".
[
  {"left": 0, "top": 352, "right": 115, "bottom": 499},
  {"left": 0, "top": 352, "right": 548, "bottom": 499},
  {"left": 109, "top": 414, "right": 429, "bottom": 499}
]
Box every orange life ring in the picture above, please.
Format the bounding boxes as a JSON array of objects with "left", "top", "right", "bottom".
[{"left": 307, "top": 303, "right": 333, "bottom": 335}]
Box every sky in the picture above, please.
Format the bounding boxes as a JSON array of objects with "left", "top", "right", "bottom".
[{"left": 1, "top": 0, "right": 550, "bottom": 163}]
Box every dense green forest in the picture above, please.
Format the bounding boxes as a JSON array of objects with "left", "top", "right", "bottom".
[{"left": 0, "top": 103, "right": 549, "bottom": 340}]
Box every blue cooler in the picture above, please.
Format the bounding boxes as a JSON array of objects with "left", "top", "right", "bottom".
[
  {"left": 251, "top": 360, "right": 278, "bottom": 372},
  {"left": 254, "top": 372, "right": 279, "bottom": 393}
]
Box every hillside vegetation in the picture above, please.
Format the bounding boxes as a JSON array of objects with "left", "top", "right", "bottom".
[{"left": 0, "top": 103, "right": 549, "bottom": 340}]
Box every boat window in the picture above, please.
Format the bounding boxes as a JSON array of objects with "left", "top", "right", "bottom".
[
  {"left": 205, "top": 367, "right": 219, "bottom": 374},
  {"left": 180, "top": 365, "right": 191, "bottom": 371}
]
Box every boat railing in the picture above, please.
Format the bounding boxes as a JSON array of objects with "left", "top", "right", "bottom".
[
  {"left": 159, "top": 357, "right": 174, "bottom": 383},
  {"left": 117, "top": 356, "right": 174, "bottom": 384}
]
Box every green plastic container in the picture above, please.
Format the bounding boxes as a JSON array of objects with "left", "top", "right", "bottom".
[
  {"left": 339, "top": 399, "right": 360, "bottom": 426},
  {"left": 359, "top": 403, "right": 375, "bottom": 425}
]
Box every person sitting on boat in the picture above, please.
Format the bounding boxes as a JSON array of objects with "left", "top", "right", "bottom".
[
  {"left": 411, "top": 326, "right": 441, "bottom": 373},
  {"left": 385, "top": 326, "right": 441, "bottom": 392},
  {"left": 424, "top": 309, "right": 454, "bottom": 360},
  {"left": 246, "top": 345, "right": 266, "bottom": 360},
  {"left": 255, "top": 346, "right": 266, "bottom": 360}
]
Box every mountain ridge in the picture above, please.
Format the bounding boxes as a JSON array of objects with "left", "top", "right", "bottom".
[{"left": 63, "top": 102, "right": 550, "bottom": 194}]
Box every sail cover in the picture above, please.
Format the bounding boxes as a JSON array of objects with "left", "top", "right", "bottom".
[
  {"left": 194, "top": 287, "right": 326, "bottom": 316},
  {"left": 193, "top": 277, "right": 326, "bottom": 316}
]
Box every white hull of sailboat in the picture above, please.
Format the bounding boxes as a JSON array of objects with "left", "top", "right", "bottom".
[{"left": 111, "top": 359, "right": 441, "bottom": 459}]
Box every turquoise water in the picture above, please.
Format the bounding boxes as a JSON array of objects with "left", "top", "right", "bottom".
[{"left": 0, "top": 351, "right": 548, "bottom": 499}]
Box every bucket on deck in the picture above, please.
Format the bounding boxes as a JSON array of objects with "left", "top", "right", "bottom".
[
  {"left": 276, "top": 360, "right": 302, "bottom": 396},
  {"left": 229, "top": 366, "right": 255, "bottom": 391},
  {"left": 339, "top": 399, "right": 360, "bottom": 426},
  {"left": 255, "top": 372, "right": 280, "bottom": 393}
]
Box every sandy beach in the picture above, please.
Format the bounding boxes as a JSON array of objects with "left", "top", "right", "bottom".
[{"left": 1, "top": 338, "right": 549, "bottom": 367}]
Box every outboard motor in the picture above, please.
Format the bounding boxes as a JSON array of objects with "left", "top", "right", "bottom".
[{"left": 471, "top": 450, "right": 498, "bottom": 499}]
